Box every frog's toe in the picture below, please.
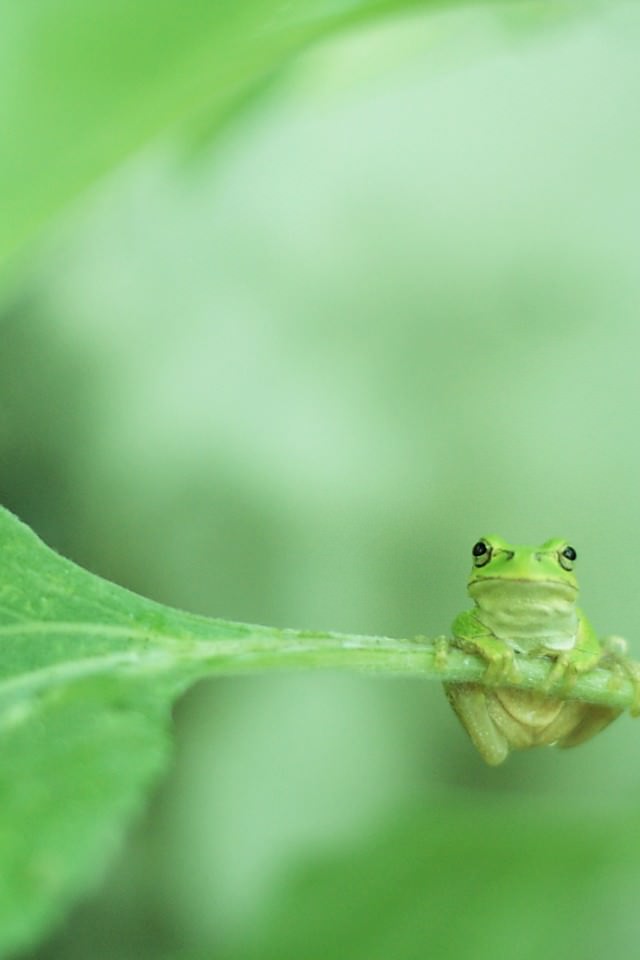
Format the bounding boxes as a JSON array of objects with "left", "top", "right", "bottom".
[
  {"left": 545, "top": 651, "right": 600, "bottom": 693},
  {"left": 433, "top": 636, "right": 450, "bottom": 671},
  {"left": 600, "top": 639, "right": 640, "bottom": 715},
  {"left": 622, "top": 662, "right": 640, "bottom": 716},
  {"left": 560, "top": 663, "right": 580, "bottom": 692},
  {"left": 544, "top": 653, "right": 569, "bottom": 691},
  {"left": 630, "top": 687, "right": 640, "bottom": 717},
  {"left": 483, "top": 649, "right": 518, "bottom": 685},
  {"left": 603, "top": 635, "right": 628, "bottom": 658}
]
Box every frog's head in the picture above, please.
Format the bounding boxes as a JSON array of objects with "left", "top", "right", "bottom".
[{"left": 467, "top": 535, "right": 579, "bottom": 607}]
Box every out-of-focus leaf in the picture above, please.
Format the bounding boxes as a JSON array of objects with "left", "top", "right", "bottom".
[
  {"left": 3, "top": 486, "right": 634, "bottom": 957},
  {"left": 0, "top": 504, "right": 332, "bottom": 956},
  {"left": 0, "top": 0, "right": 452, "bottom": 270},
  {"left": 230, "top": 802, "right": 638, "bottom": 960},
  {"left": 0, "top": 504, "right": 505, "bottom": 956}
]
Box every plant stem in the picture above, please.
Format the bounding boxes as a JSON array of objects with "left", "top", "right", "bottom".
[{"left": 151, "top": 614, "right": 638, "bottom": 712}]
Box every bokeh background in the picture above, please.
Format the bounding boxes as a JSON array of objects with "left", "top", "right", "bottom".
[{"left": 4, "top": 1, "right": 640, "bottom": 957}]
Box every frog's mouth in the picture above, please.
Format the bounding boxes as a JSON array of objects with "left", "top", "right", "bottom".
[
  {"left": 469, "top": 577, "right": 577, "bottom": 597},
  {"left": 468, "top": 577, "right": 578, "bottom": 613}
]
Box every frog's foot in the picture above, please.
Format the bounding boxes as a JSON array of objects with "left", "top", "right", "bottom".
[
  {"left": 480, "top": 644, "right": 520, "bottom": 686},
  {"left": 433, "top": 636, "right": 450, "bottom": 671},
  {"left": 544, "top": 649, "right": 599, "bottom": 693},
  {"left": 544, "top": 653, "right": 572, "bottom": 692},
  {"left": 601, "top": 638, "right": 629, "bottom": 694},
  {"left": 627, "top": 665, "right": 640, "bottom": 717},
  {"left": 603, "top": 635, "right": 629, "bottom": 659},
  {"left": 600, "top": 636, "right": 640, "bottom": 716},
  {"left": 455, "top": 634, "right": 519, "bottom": 685}
]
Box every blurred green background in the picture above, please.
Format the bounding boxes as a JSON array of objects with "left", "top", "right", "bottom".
[{"left": 4, "top": 1, "right": 640, "bottom": 957}]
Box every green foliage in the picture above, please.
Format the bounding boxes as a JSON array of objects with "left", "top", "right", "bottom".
[
  {"left": 0, "top": 508, "right": 176, "bottom": 955},
  {"left": 0, "top": 0, "right": 439, "bottom": 271},
  {"left": 0, "top": 505, "right": 635, "bottom": 956},
  {"left": 3, "top": 0, "right": 640, "bottom": 957},
  {"left": 234, "top": 804, "right": 637, "bottom": 960},
  {"left": 0, "top": 506, "right": 441, "bottom": 955}
]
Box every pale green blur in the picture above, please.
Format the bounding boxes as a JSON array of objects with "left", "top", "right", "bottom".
[{"left": 6, "top": 3, "right": 640, "bottom": 959}]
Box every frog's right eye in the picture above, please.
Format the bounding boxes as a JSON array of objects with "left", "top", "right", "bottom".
[
  {"left": 559, "top": 544, "right": 577, "bottom": 571},
  {"left": 472, "top": 540, "right": 492, "bottom": 566}
]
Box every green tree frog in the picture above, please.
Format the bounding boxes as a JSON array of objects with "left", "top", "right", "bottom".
[{"left": 445, "top": 535, "right": 622, "bottom": 765}]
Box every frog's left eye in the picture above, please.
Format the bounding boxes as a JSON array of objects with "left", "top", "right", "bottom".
[
  {"left": 559, "top": 545, "right": 577, "bottom": 570},
  {"left": 472, "top": 539, "right": 492, "bottom": 567}
]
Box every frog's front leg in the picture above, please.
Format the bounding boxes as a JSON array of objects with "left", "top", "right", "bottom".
[{"left": 451, "top": 610, "right": 519, "bottom": 684}]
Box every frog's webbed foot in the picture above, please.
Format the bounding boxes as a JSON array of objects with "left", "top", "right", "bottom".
[
  {"left": 452, "top": 646, "right": 517, "bottom": 685},
  {"left": 483, "top": 647, "right": 520, "bottom": 685},
  {"left": 544, "top": 639, "right": 640, "bottom": 714},
  {"left": 433, "top": 636, "right": 450, "bottom": 671},
  {"left": 464, "top": 637, "right": 520, "bottom": 685},
  {"left": 600, "top": 636, "right": 640, "bottom": 716},
  {"left": 544, "top": 648, "right": 599, "bottom": 693}
]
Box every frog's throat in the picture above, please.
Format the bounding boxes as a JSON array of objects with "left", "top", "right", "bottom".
[{"left": 468, "top": 578, "right": 579, "bottom": 652}]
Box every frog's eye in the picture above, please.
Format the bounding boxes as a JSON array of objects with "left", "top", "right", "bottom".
[
  {"left": 559, "top": 545, "right": 577, "bottom": 571},
  {"left": 472, "top": 539, "right": 492, "bottom": 567}
]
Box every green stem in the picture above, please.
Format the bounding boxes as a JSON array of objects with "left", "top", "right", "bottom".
[
  {"left": 136, "top": 604, "right": 640, "bottom": 710},
  {"left": 0, "top": 617, "right": 635, "bottom": 712},
  {"left": 1, "top": 503, "right": 636, "bottom": 712}
]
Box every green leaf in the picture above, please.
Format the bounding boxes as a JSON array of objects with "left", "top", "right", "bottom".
[
  {"left": 0, "top": 0, "right": 443, "bottom": 272},
  {"left": 0, "top": 503, "right": 636, "bottom": 955},
  {"left": 0, "top": 504, "right": 422, "bottom": 955},
  {"left": 0, "top": 673, "right": 174, "bottom": 955},
  {"left": 228, "top": 803, "right": 639, "bottom": 960}
]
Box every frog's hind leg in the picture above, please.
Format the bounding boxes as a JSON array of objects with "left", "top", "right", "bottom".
[
  {"left": 445, "top": 682, "right": 509, "bottom": 766},
  {"left": 554, "top": 703, "right": 622, "bottom": 749}
]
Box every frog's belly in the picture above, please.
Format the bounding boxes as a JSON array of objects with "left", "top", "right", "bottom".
[{"left": 487, "top": 689, "right": 585, "bottom": 748}]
